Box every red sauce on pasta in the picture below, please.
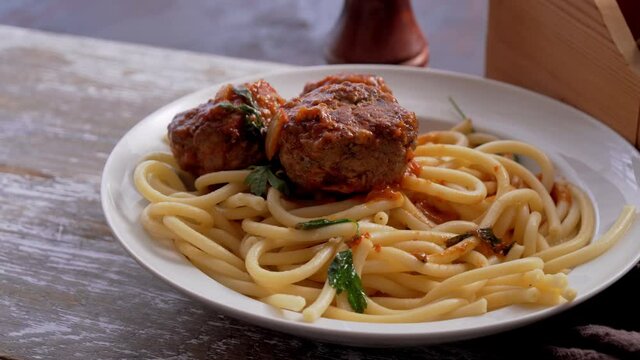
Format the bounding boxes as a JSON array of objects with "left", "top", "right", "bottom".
[
  {"left": 413, "top": 252, "right": 428, "bottom": 262},
  {"left": 407, "top": 160, "right": 421, "bottom": 176},
  {"left": 405, "top": 148, "right": 415, "bottom": 161},
  {"left": 348, "top": 232, "right": 371, "bottom": 248},
  {"left": 365, "top": 185, "right": 403, "bottom": 202},
  {"left": 417, "top": 132, "right": 437, "bottom": 145},
  {"left": 551, "top": 181, "right": 572, "bottom": 205},
  {"left": 412, "top": 198, "right": 459, "bottom": 224},
  {"left": 348, "top": 235, "right": 362, "bottom": 248}
]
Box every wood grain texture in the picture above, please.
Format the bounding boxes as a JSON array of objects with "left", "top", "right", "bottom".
[
  {"left": 485, "top": 0, "right": 640, "bottom": 148},
  {"left": 1, "top": 24, "right": 639, "bottom": 360}
]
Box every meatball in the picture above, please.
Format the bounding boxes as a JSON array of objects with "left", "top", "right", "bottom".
[
  {"left": 168, "top": 80, "right": 285, "bottom": 176},
  {"left": 277, "top": 77, "right": 418, "bottom": 193},
  {"left": 301, "top": 73, "right": 392, "bottom": 95}
]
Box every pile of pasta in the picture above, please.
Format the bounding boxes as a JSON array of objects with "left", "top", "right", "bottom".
[{"left": 134, "top": 119, "right": 635, "bottom": 323}]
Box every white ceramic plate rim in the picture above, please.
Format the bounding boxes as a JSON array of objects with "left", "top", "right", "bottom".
[{"left": 101, "top": 64, "right": 640, "bottom": 346}]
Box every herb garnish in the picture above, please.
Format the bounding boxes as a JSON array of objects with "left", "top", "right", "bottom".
[
  {"left": 445, "top": 227, "right": 511, "bottom": 255},
  {"left": 445, "top": 232, "right": 473, "bottom": 248},
  {"left": 448, "top": 96, "right": 468, "bottom": 121},
  {"left": 449, "top": 96, "right": 475, "bottom": 133},
  {"left": 216, "top": 85, "right": 264, "bottom": 138},
  {"left": 217, "top": 101, "right": 261, "bottom": 118},
  {"left": 244, "top": 165, "right": 290, "bottom": 197},
  {"left": 232, "top": 86, "right": 257, "bottom": 106},
  {"left": 328, "top": 250, "right": 367, "bottom": 313},
  {"left": 295, "top": 218, "right": 360, "bottom": 238},
  {"left": 295, "top": 218, "right": 353, "bottom": 230}
]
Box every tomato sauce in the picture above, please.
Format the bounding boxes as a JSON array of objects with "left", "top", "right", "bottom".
[
  {"left": 412, "top": 198, "right": 459, "bottom": 224},
  {"left": 348, "top": 235, "right": 362, "bottom": 248},
  {"left": 365, "top": 185, "right": 403, "bottom": 202},
  {"left": 413, "top": 252, "right": 428, "bottom": 262},
  {"left": 551, "top": 182, "right": 572, "bottom": 205},
  {"left": 405, "top": 148, "right": 415, "bottom": 161},
  {"left": 348, "top": 232, "right": 371, "bottom": 249},
  {"left": 406, "top": 160, "right": 421, "bottom": 176},
  {"left": 417, "top": 132, "right": 437, "bottom": 145}
]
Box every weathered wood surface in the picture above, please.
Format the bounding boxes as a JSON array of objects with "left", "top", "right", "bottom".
[{"left": 1, "top": 25, "right": 639, "bottom": 360}]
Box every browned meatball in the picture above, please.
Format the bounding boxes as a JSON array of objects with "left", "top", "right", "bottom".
[
  {"left": 277, "top": 77, "right": 417, "bottom": 193},
  {"left": 302, "top": 73, "right": 392, "bottom": 95},
  {"left": 168, "top": 80, "right": 285, "bottom": 176}
]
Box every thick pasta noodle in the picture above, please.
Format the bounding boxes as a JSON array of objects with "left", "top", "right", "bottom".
[{"left": 133, "top": 121, "right": 636, "bottom": 323}]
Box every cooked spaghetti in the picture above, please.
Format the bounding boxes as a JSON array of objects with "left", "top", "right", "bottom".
[{"left": 133, "top": 117, "right": 635, "bottom": 323}]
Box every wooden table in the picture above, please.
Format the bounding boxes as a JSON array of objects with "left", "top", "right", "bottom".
[{"left": 1, "top": 25, "right": 638, "bottom": 360}]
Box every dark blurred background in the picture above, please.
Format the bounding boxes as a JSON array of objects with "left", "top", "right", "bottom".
[{"left": 0, "top": 0, "right": 487, "bottom": 75}]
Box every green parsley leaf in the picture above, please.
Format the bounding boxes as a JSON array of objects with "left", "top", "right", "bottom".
[
  {"left": 328, "top": 250, "right": 367, "bottom": 313},
  {"left": 244, "top": 165, "right": 269, "bottom": 197},
  {"left": 232, "top": 86, "right": 264, "bottom": 137},
  {"left": 232, "top": 85, "right": 259, "bottom": 109},
  {"left": 266, "top": 167, "right": 290, "bottom": 196},
  {"left": 445, "top": 227, "right": 510, "bottom": 255},
  {"left": 216, "top": 101, "right": 245, "bottom": 113},
  {"left": 216, "top": 101, "right": 261, "bottom": 121},
  {"left": 475, "top": 228, "right": 501, "bottom": 246},
  {"left": 244, "top": 165, "right": 291, "bottom": 197},
  {"left": 448, "top": 96, "right": 468, "bottom": 121},
  {"left": 295, "top": 218, "right": 354, "bottom": 230},
  {"left": 445, "top": 232, "right": 474, "bottom": 247},
  {"left": 216, "top": 97, "right": 264, "bottom": 138}
]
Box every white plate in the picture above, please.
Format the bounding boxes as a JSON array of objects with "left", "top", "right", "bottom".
[{"left": 101, "top": 65, "right": 640, "bottom": 346}]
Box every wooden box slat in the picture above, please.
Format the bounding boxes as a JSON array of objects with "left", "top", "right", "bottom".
[{"left": 486, "top": 0, "right": 640, "bottom": 148}]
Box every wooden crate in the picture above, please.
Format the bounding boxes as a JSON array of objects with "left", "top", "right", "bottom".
[{"left": 486, "top": 0, "right": 640, "bottom": 148}]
